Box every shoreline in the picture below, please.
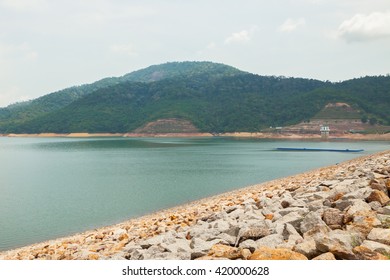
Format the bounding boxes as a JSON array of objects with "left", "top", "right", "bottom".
[
  {"left": 1, "top": 131, "right": 390, "bottom": 141},
  {"left": 1, "top": 150, "right": 389, "bottom": 260}
]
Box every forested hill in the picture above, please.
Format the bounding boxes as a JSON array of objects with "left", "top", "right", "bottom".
[{"left": 0, "top": 62, "right": 389, "bottom": 133}]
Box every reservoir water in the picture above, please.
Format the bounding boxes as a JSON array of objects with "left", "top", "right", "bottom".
[{"left": 0, "top": 137, "right": 389, "bottom": 251}]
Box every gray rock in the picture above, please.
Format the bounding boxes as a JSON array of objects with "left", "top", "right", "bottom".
[
  {"left": 320, "top": 180, "right": 340, "bottom": 187},
  {"left": 329, "top": 180, "right": 359, "bottom": 194},
  {"left": 369, "top": 201, "right": 383, "bottom": 211},
  {"left": 201, "top": 211, "right": 227, "bottom": 222},
  {"left": 255, "top": 234, "right": 284, "bottom": 249},
  {"left": 300, "top": 211, "right": 327, "bottom": 234},
  {"left": 190, "top": 238, "right": 225, "bottom": 259},
  {"left": 211, "top": 219, "right": 230, "bottom": 232},
  {"left": 238, "top": 239, "right": 257, "bottom": 252},
  {"left": 307, "top": 200, "right": 325, "bottom": 212},
  {"left": 341, "top": 188, "right": 371, "bottom": 200},
  {"left": 277, "top": 207, "right": 309, "bottom": 217},
  {"left": 333, "top": 200, "right": 354, "bottom": 211},
  {"left": 294, "top": 193, "right": 320, "bottom": 204},
  {"left": 126, "top": 248, "right": 146, "bottom": 260},
  {"left": 345, "top": 200, "right": 372, "bottom": 216},
  {"left": 361, "top": 240, "right": 390, "bottom": 255},
  {"left": 274, "top": 211, "right": 303, "bottom": 230},
  {"left": 227, "top": 208, "right": 245, "bottom": 220},
  {"left": 189, "top": 223, "right": 220, "bottom": 240},
  {"left": 258, "top": 197, "right": 282, "bottom": 212},
  {"left": 382, "top": 206, "right": 390, "bottom": 215},
  {"left": 293, "top": 238, "right": 320, "bottom": 259},
  {"left": 314, "top": 230, "right": 362, "bottom": 260},
  {"left": 235, "top": 225, "right": 270, "bottom": 246},
  {"left": 163, "top": 238, "right": 192, "bottom": 254},
  {"left": 217, "top": 233, "right": 237, "bottom": 245},
  {"left": 139, "top": 232, "right": 175, "bottom": 249},
  {"left": 147, "top": 252, "right": 191, "bottom": 260},
  {"left": 367, "top": 228, "right": 390, "bottom": 245}
]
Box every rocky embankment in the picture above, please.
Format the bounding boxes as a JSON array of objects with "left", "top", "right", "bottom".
[{"left": 1, "top": 151, "right": 390, "bottom": 260}]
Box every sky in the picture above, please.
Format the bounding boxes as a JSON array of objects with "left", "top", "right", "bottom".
[{"left": 1, "top": 0, "right": 390, "bottom": 107}]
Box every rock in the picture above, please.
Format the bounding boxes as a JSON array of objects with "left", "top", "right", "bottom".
[
  {"left": 303, "top": 225, "right": 331, "bottom": 240},
  {"left": 217, "top": 233, "right": 236, "bottom": 245},
  {"left": 226, "top": 208, "right": 245, "bottom": 220},
  {"left": 370, "top": 182, "right": 388, "bottom": 195},
  {"left": 342, "top": 188, "right": 371, "bottom": 201},
  {"left": 278, "top": 207, "right": 309, "bottom": 217},
  {"left": 377, "top": 214, "right": 390, "bottom": 227},
  {"left": 307, "top": 200, "right": 324, "bottom": 212},
  {"left": 352, "top": 246, "right": 389, "bottom": 260},
  {"left": 322, "top": 208, "right": 344, "bottom": 229},
  {"left": 314, "top": 229, "right": 362, "bottom": 260},
  {"left": 367, "top": 228, "right": 390, "bottom": 245},
  {"left": 163, "top": 239, "right": 191, "bottom": 254},
  {"left": 207, "top": 244, "right": 242, "bottom": 259},
  {"left": 293, "top": 238, "right": 320, "bottom": 259},
  {"left": 112, "top": 229, "right": 128, "bottom": 241},
  {"left": 235, "top": 225, "right": 270, "bottom": 246},
  {"left": 333, "top": 200, "right": 354, "bottom": 211},
  {"left": 361, "top": 240, "right": 390, "bottom": 255},
  {"left": 249, "top": 247, "right": 308, "bottom": 260},
  {"left": 366, "top": 190, "right": 390, "bottom": 206},
  {"left": 238, "top": 239, "right": 257, "bottom": 252},
  {"left": 264, "top": 214, "right": 274, "bottom": 220},
  {"left": 194, "top": 255, "right": 230, "bottom": 260},
  {"left": 190, "top": 238, "right": 225, "bottom": 259},
  {"left": 255, "top": 234, "right": 284, "bottom": 249},
  {"left": 320, "top": 180, "right": 339, "bottom": 187},
  {"left": 345, "top": 200, "right": 372, "bottom": 217},
  {"left": 275, "top": 212, "right": 303, "bottom": 230},
  {"left": 87, "top": 253, "right": 100, "bottom": 260},
  {"left": 382, "top": 206, "right": 390, "bottom": 215},
  {"left": 300, "top": 212, "right": 327, "bottom": 234},
  {"left": 369, "top": 201, "right": 383, "bottom": 211},
  {"left": 241, "top": 248, "right": 252, "bottom": 260},
  {"left": 312, "top": 252, "right": 336, "bottom": 260},
  {"left": 386, "top": 179, "right": 390, "bottom": 193}
]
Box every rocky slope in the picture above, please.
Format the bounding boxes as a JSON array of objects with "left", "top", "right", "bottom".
[{"left": 1, "top": 151, "right": 389, "bottom": 260}]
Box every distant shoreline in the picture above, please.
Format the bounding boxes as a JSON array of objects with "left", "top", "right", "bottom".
[{"left": 1, "top": 132, "right": 390, "bottom": 141}]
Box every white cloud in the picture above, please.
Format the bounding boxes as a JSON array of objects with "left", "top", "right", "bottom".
[
  {"left": 109, "top": 44, "right": 138, "bottom": 57},
  {"left": 0, "top": 42, "right": 38, "bottom": 61},
  {"left": 279, "top": 18, "right": 306, "bottom": 32},
  {"left": 338, "top": 11, "right": 390, "bottom": 42},
  {"left": 206, "top": 42, "right": 217, "bottom": 50},
  {"left": 224, "top": 27, "right": 257, "bottom": 44},
  {"left": 0, "top": 86, "right": 26, "bottom": 107},
  {"left": 0, "top": 0, "right": 47, "bottom": 11}
]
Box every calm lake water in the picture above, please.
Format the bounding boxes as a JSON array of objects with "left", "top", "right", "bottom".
[{"left": 0, "top": 137, "right": 389, "bottom": 251}]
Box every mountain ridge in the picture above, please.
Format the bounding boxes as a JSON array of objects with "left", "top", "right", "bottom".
[{"left": 0, "top": 61, "right": 389, "bottom": 134}]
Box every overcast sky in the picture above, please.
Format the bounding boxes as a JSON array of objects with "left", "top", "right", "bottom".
[{"left": 1, "top": 0, "right": 390, "bottom": 107}]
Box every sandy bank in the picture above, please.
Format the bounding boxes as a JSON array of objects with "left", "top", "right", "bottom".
[{"left": 0, "top": 150, "right": 389, "bottom": 260}]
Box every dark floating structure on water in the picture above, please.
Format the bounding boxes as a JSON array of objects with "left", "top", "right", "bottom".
[{"left": 276, "top": 147, "right": 364, "bottom": 153}]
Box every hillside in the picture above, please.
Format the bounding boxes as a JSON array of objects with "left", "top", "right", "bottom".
[
  {"left": 0, "top": 62, "right": 389, "bottom": 134},
  {"left": 0, "top": 62, "right": 244, "bottom": 131}
]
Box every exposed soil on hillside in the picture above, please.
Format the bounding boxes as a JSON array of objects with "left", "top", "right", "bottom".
[{"left": 133, "top": 118, "right": 200, "bottom": 134}]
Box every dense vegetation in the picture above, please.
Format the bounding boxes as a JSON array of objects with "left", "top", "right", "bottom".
[{"left": 0, "top": 62, "right": 389, "bottom": 133}]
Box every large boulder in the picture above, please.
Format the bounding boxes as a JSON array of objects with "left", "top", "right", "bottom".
[
  {"left": 366, "top": 190, "right": 390, "bottom": 206},
  {"left": 367, "top": 228, "right": 390, "bottom": 246}
]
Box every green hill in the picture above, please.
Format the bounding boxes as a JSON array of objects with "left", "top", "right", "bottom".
[
  {"left": 0, "top": 62, "right": 389, "bottom": 134},
  {"left": 0, "top": 61, "right": 243, "bottom": 130}
]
